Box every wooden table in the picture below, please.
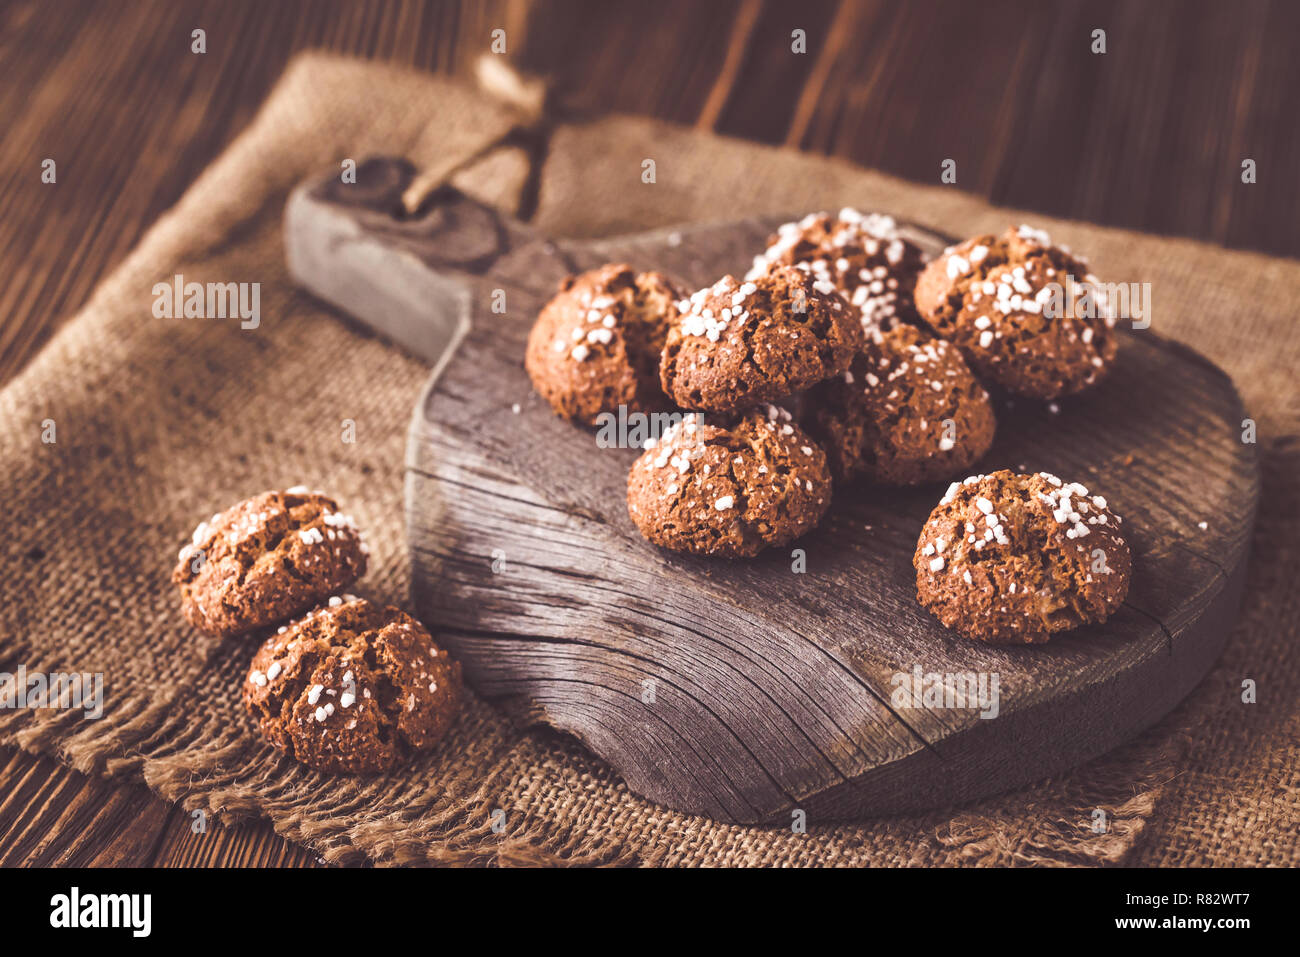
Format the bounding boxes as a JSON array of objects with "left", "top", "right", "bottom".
[{"left": 1, "top": 0, "right": 1293, "bottom": 866}]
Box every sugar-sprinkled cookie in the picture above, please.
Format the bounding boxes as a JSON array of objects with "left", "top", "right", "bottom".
[
  {"left": 747, "top": 209, "right": 928, "bottom": 334},
  {"left": 659, "top": 264, "right": 863, "bottom": 414},
  {"left": 243, "top": 597, "right": 462, "bottom": 774},
  {"left": 626, "top": 406, "right": 831, "bottom": 557},
  {"left": 525, "top": 263, "right": 683, "bottom": 425},
  {"left": 806, "top": 324, "right": 996, "bottom": 485},
  {"left": 173, "top": 487, "right": 368, "bottom": 638},
  {"left": 913, "top": 470, "right": 1131, "bottom": 643},
  {"left": 913, "top": 225, "right": 1118, "bottom": 399}
]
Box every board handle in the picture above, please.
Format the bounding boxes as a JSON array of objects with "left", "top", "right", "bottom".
[{"left": 285, "top": 156, "right": 545, "bottom": 363}]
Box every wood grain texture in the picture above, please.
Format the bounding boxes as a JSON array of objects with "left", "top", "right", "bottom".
[
  {"left": 283, "top": 161, "right": 1257, "bottom": 822},
  {"left": 1, "top": 0, "right": 1286, "bottom": 862}
]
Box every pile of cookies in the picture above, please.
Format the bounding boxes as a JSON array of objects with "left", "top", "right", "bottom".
[
  {"left": 165, "top": 214, "right": 1130, "bottom": 781},
  {"left": 525, "top": 211, "right": 1129, "bottom": 643},
  {"left": 172, "top": 487, "right": 463, "bottom": 773}
]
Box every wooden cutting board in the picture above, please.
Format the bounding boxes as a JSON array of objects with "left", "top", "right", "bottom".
[{"left": 286, "top": 158, "right": 1258, "bottom": 824}]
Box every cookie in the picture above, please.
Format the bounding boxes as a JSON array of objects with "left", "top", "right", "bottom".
[
  {"left": 525, "top": 263, "right": 683, "bottom": 425},
  {"left": 659, "top": 265, "right": 863, "bottom": 415},
  {"left": 626, "top": 406, "right": 831, "bottom": 558},
  {"left": 747, "top": 209, "right": 927, "bottom": 334},
  {"left": 173, "top": 487, "right": 368, "bottom": 638},
  {"left": 913, "top": 225, "right": 1118, "bottom": 399},
  {"left": 806, "top": 324, "right": 996, "bottom": 485},
  {"left": 913, "top": 470, "right": 1131, "bottom": 644},
  {"left": 242, "top": 597, "right": 462, "bottom": 774}
]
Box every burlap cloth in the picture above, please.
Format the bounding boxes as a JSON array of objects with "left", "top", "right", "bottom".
[{"left": 2, "top": 54, "right": 1296, "bottom": 867}]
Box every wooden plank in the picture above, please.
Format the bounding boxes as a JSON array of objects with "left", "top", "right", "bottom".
[
  {"left": 0, "top": 750, "right": 168, "bottom": 867},
  {"left": 150, "top": 810, "right": 326, "bottom": 868},
  {"left": 5, "top": 0, "right": 1299, "bottom": 392},
  {"left": 0, "top": 747, "right": 329, "bottom": 867}
]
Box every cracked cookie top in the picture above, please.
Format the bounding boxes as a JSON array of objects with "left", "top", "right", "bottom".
[
  {"left": 913, "top": 470, "right": 1130, "bottom": 643},
  {"left": 525, "top": 263, "right": 683, "bottom": 425},
  {"left": 913, "top": 225, "right": 1119, "bottom": 400},
  {"left": 659, "top": 265, "right": 863, "bottom": 415},
  {"left": 805, "top": 324, "right": 996, "bottom": 486},
  {"left": 243, "top": 597, "right": 462, "bottom": 774},
  {"left": 172, "top": 487, "right": 368, "bottom": 637},
  {"left": 746, "top": 209, "right": 928, "bottom": 335},
  {"left": 626, "top": 406, "right": 832, "bottom": 558}
]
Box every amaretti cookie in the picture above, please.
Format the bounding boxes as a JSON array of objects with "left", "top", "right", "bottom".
[
  {"left": 243, "top": 597, "right": 462, "bottom": 774},
  {"left": 913, "top": 470, "right": 1131, "bottom": 644},
  {"left": 913, "top": 225, "right": 1118, "bottom": 399},
  {"left": 627, "top": 406, "right": 831, "bottom": 558},
  {"left": 747, "top": 209, "right": 927, "bottom": 334},
  {"left": 173, "top": 487, "right": 368, "bottom": 638},
  {"left": 659, "top": 265, "right": 863, "bottom": 414},
  {"left": 525, "top": 263, "right": 683, "bottom": 425},
  {"left": 806, "top": 324, "right": 996, "bottom": 485}
]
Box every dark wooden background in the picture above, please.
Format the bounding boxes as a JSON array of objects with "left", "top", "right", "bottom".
[{"left": 1, "top": 0, "right": 1293, "bottom": 865}]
